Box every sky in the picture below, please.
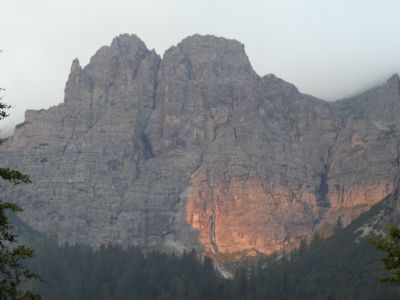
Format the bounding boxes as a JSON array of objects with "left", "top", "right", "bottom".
[{"left": 1, "top": 0, "right": 400, "bottom": 134}]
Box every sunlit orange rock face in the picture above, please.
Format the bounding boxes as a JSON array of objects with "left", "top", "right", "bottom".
[
  {"left": 184, "top": 124, "right": 398, "bottom": 257},
  {"left": 331, "top": 184, "right": 390, "bottom": 208},
  {"left": 186, "top": 177, "right": 392, "bottom": 256},
  {"left": 184, "top": 79, "right": 400, "bottom": 257},
  {"left": 186, "top": 176, "right": 319, "bottom": 256}
]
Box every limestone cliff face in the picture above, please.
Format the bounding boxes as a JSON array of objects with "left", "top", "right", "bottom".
[
  {"left": 327, "top": 75, "right": 400, "bottom": 225},
  {"left": 1, "top": 34, "right": 399, "bottom": 256}
]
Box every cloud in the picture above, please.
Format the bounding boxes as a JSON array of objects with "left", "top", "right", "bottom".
[{"left": 1, "top": 0, "right": 399, "bottom": 133}]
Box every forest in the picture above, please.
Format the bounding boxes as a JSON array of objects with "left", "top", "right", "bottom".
[{"left": 18, "top": 202, "right": 399, "bottom": 300}]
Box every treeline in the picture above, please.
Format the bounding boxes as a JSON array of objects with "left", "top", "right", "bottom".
[
  {"left": 25, "top": 235, "right": 399, "bottom": 300},
  {"left": 28, "top": 243, "right": 228, "bottom": 300},
  {"left": 17, "top": 202, "right": 400, "bottom": 300},
  {"left": 232, "top": 202, "right": 400, "bottom": 300},
  {"left": 242, "top": 234, "right": 399, "bottom": 300}
]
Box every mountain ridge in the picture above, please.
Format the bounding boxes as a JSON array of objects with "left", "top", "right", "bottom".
[{"left": 1, "top": 33, "right": 399, "bottom": 258}]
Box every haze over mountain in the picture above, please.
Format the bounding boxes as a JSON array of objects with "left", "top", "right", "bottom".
[
  {"left": 1, "top": 34, "right": 400, "bottom": 258},
  {"left": 2, "top": 0, "right": 400, "bottom": 136}
]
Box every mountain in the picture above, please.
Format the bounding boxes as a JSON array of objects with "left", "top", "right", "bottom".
[{"left": 1, "top": 33, "right": 399, "bottom": 257}]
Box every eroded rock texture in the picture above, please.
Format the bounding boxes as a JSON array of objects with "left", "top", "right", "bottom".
[{"left": 1, "top": 34, "right": 400, "bottom": 256}]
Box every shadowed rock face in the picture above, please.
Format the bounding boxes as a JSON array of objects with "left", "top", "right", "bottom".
[{"left": 1, "top": 34, "right": 399, "bottom": 257}]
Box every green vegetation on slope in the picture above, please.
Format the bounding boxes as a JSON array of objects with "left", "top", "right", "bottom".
[
  {"left": 12, "top": 199, "right": 400, "bottom": 299},
  {"left": 243, "top": 202, "right": 399, "bottom": 300}
]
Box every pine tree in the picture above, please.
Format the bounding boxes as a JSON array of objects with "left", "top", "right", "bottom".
[
  {"left": 0, "top": 95, "right": 41, "bottom": 299},
  {"left": 370, "top": 225, "right": 400, "bottom": 283}
]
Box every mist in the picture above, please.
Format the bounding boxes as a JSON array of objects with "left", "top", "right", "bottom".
[{"left": 1, "top": 0, "right": 400, "bottom": 135}]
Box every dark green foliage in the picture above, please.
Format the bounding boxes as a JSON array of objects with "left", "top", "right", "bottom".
[
  {"left": 9, "top": 199, "right": 397, "bottom": 299},
  {"left": 370, "top": 225, "right": 400, "bottom": 283},
  {"left": 0, "top": 202, "right": 41, "bottom": 300},
  {"left": 240, "top": 202, "right": 399, "bottom": 300},
  {"left": 28, "top": 242, "right": 229, "bottom": 300},
  {"left": 0, "top": 100, "right": 11, "bottom": 121},
  {"left": 0, "top": 168, "right": 31, "bottom": 185},
  {"left": 0, "top": 99, "right": 41, "bottom": 299}
]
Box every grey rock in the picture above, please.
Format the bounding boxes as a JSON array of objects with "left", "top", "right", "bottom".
[{"left": 1, "top": 34, "right": 399, "bottom": 257}]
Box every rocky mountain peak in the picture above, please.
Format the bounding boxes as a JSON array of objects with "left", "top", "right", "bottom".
[
  {"left": 88, "top": 34, "right": 148, "bottom": 62},
  {"left": 162, "top": 34, "right": 257, "bottom": 81},
  {"left": 109, "top": 33, "right": 149, "bottom": 57},
  {"left": 177, "top": 34, "right": 244, "bottom": 53},
  {"left": 260, "top": 73, "right": 299, "bottom": 96},
  {"left": 333, "top": 73, "right": 400, "bottom": 124},
  {"left": 63, "top": 33, "right": 160, "bottom": 108},
  {"left": 81, "top": 33, "right": 152, "bottom": 84},
  {"left": 386, "top": 73, "right": 400, "bottom": 93},
  {"left": 70, "top": 58, "right": 82, "bottom": 75}
]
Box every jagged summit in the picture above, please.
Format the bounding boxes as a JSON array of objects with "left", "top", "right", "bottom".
[
  {"left": 386, "top": 73, "right": 400, "bottom": 91},
  {"left": 387, "top": 72, "right": 399, "bottom": 82},
  {"left": 111, "top": 33, "right": 146, "bottom": 46},
  {"left": 333, "top": 72, "right": 400, "bottom": 123},
  {"left": 261, "top": 73, "right": 299, "bottom": 95},
  {"left": 89, "top": 34, "right": 149, "bottom": 60},
  {"left": 161, "top": 34, "right": 257, "bottom": 81},
  {"left": 70, "top": 58, "right": 81, "bottom": 73},
  {"left": 176, "top": 34, "right": 246, "bottom": 56},
  {"left": 87, "top": 34, "right": 151, "bottom": 70}
]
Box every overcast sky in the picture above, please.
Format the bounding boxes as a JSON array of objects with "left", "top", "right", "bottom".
[{"left": 1, "top": 0, "right": 400, "bottom": 134}]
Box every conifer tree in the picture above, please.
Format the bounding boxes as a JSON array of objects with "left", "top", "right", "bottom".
[
  {"left": 0, "top": 91, "right": 41, "bottom": 299},
  {"left": 370, "top": 225, "right": 400, "bottom": 283}
]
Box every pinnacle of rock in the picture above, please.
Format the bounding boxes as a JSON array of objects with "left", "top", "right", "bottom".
[
  {"left": 386, "top": 73, "right": 400, "bottom": 92},
  {"left": 70, "top": 58, "right": 81, "bottom": 74}
]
